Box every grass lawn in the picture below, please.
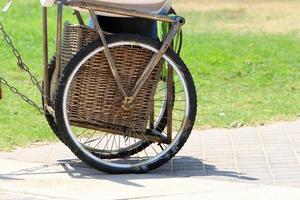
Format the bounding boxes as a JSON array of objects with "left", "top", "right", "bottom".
[{"left": 0, "top": 0, "right": 300, "bottom": 150}]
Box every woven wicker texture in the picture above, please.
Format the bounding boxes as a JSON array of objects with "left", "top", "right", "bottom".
[
  {"left": 61, "top": 23, "right": 163, "bottom": 132},
  {"left": 62, "top": 22, "right": 99, "bottom": 68}
]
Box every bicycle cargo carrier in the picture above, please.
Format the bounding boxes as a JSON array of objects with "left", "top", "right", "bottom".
[{"left": 61, "top": 23, "right": 163, "bottom": 134}]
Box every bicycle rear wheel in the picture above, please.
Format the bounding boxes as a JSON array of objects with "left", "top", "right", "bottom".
[
  {"left": 54, "top": 34, "right": 197, "bottom": 173},
  {"left": 45, "top": 57, "right": 173, "bottom": 158}
]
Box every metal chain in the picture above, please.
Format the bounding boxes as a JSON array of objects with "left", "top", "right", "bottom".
[
  {"left": 0, "top": 77, "right": 45, "bottom": 114},
  {"left": 0, "top": 22, "right": 44, "bottom": 94},
  {"left": 0, "top": 22, "right": 46, "bottom": 114}
]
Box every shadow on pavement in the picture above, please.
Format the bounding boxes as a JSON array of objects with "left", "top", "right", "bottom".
[{"left": 0, "top": 156, "right": 257, "bottom": 187}]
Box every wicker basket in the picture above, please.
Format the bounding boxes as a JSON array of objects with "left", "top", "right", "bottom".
[{"left": 61, "top": 22, "right": 163, "bottom": 133}]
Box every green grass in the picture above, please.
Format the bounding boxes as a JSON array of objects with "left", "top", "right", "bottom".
[
  {"left": 0, "top": 1, "right": 77, "bottom": 150},
  {"left": 0, "top": 0, "right": 300, "bottom": 150},
  {"left": 184, "top": 32, "right": 300, "bottom": 128}
]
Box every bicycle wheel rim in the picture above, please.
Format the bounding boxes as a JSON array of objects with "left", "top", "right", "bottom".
[{"left": 61, "top": 41, "right": 191, "bottom": 169}]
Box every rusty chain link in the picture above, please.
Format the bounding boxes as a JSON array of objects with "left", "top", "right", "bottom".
[
  {"left": 0, "top": 22, "right": 46, "bottom": 114},
  {"left": 0, "top": 22, "right": 44, "bottom": 94},
  {"left": 0, "top": 77, "right": 45, "bottom": 114}
]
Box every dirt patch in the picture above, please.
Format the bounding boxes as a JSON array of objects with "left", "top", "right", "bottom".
[
  {"left": 174, "top": 0, "right": 300, "bottom": 12},
  {"left": 174, "top": 0, "right": 300, "bottom": 34}
]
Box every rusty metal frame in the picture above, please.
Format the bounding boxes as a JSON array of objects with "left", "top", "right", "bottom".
[
  {"left": 54, "top": 2, "right": 63, "bottom": 93},
  {"left": 167, "top": 23, "right": 174, "bottom": 143},
  {"left": 71, "top": 121, "right": 170, "bottom": 144},
  {"left": 43, "top": 0, "right": 185, "bottom": 143},
  {"left": 43, "top": 2, "right": 63, "bottom": 113},
  {"left": 42, "top": 7, "right": 49, "bottom": 106},
  {"left": 74, "top": 10, "right": 85, "bottom": 25},
  {"left": 63, "top": 0, "right": 176, "bottom": 23},
  {"left": 129, "top": 18, "right": 183, "bottom": 102},
  {"left": 89, "top": 10, "right": 128, "bottom": 98}
]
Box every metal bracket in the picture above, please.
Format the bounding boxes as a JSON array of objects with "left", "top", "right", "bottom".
[{"left": 45, "top": 104, "right": 55, "bottom": 117}]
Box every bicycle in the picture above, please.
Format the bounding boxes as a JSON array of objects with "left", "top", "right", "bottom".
[{"left": 0, "top": 0, "right": 197, "bottom": 174}]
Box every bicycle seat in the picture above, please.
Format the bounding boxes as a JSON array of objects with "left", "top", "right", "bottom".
[{"left": 40, "top": 0, "right": 172, "bottom": 15}]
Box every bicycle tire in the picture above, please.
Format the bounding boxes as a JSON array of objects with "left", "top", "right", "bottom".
[{"left": 54, "top": 34, "right": 197, "bottom": 173}]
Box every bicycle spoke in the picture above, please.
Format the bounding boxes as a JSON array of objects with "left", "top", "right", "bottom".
[
  {"left": 154, "top": 99, "right": 185, "bottom": 102},
  {"left": 158, "top": 144, "right": 164, "bottom": 151},
  {"left": 103, "top": 134, "right": 113, "bottom": 150},
  {"left": 153, "top": 79, "right": 180, "bottom": 95},
  {"left": 131, "top": 119, "right": 159, "bottom": 156},
  {"left": 84, "top": 134, "right": 103, "bottom": 145},
  {"left": 173, "top": 108, "right": 185, "bottom": 112},
  {"left": 154, "top": 115, "right": 183, "bottom": 123},
  {"left": 93, "top": 133, "right": 108, "bottom": 149},
  {"left": 83, "top": 130, "right": 96, "bottom": 144}
]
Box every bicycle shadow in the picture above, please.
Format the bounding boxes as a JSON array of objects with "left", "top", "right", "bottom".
[{"left": 0, "top": 156, "right": 257, "bottom": 187}]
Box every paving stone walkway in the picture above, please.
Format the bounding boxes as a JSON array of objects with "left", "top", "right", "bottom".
[{"left": 0, "top": 120, "right": 300, "bottom": 199}]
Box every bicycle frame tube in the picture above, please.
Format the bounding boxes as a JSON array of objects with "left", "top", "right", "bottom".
[
  {"left": 42, "top": 7, "right": 49, "bottom": 106},
  {"left": 54, "top": 2, "right": 63, "bottom": 90},
  {"left": 129, "top": 17, "right": 184, "bottom": 101},
  {"left": 43, "top": 2, "right": 63, "bottom": 116},
  {"left": 90, "top": 10, "right": 128, "bottom": 98}
]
